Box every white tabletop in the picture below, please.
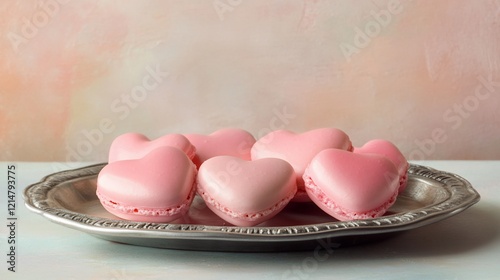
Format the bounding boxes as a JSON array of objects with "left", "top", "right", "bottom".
[{"left": 1, "top": 161, "right": 499, "bottom": 280}]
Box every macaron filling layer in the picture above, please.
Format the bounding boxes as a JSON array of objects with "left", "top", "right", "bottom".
[
  {"left": 303, "top": 173, "right": 398, "bottom": 220},
  {"left": 399, "top": 163, "right": 409, "bottom": 189},
  {"left": 197, "top": 184, "right": 296, "bottom": 222},
  {"left": 96, "top": 185, "right": 196, "bottom": 217}
]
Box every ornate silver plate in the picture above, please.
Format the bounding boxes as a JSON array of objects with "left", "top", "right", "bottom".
[{"left": 24, "top": 163, "right": 480, "bottom": 252}]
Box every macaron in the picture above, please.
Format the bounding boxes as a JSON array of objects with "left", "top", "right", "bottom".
[
  {"left": 108, "top": 132, "right": 196, "bottom": 163},
  {"left": 96, "top": 146, "right": 197, "bottom": 223},
  {"left": 251, "top": 128, "right": 353, "bottom": 202},
  {"left": 303, "top": 149, "right": 399, "bottom": 221},
  {"left": 196, "top": 156, "right": 297, "bottom": 227},
  {"left": 185, "top": 128, "right": 256, "bottom": 168},
  {"left": 354, "top": 139, "right": 409, "bottom": 193}
]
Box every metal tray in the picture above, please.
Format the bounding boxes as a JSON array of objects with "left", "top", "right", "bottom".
[{"left": 24, "top": 163, "right": 480, "bottom": 252}]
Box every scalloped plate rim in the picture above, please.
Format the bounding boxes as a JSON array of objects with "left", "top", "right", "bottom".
[{"left": 23, "top": 163, "right": 481, "bottom": 250}]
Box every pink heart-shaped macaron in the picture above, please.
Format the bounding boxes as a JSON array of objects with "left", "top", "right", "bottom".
[
  {"left": 185, "top": 128, "right": 256, "bottom": 167},
  {"left": 303, "top": 149, "right": 399, "bottom": 221},
  {"left": 97, "top": 146, "right": 197, "bottom": 223},
  {"left": 197, "top": 156, "right": 297, "bottom": 227},
  {"left": 251, "top": 128, "right": 353, "bottom": 202},
  {"left": 354, "top": 139, "right": 409, "bottom": 193},
  {"left": 108, "top": 133, "right": 196, "bottom": 163}
]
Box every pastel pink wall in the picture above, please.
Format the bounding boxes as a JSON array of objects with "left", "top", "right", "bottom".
[{"left": 1, "top": 0, "right": 500, "bottom": 162}]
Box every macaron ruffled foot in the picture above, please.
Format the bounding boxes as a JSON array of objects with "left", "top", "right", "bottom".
[
  {"left": 303, "top": 149, "right": 400, "bottom": 221},
  {"left": 97, "top": 146, "right": 197, "bottom": 223},
  {"left": 97, "top": 128, "right": 409, "bottom": 225},
  {"left": 196, "top": 156, "right": 297, "bottom": 226}
]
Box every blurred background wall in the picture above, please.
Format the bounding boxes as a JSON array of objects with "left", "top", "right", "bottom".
[{"left": 1, "top": 0, "right": 499, "bottom": 162}]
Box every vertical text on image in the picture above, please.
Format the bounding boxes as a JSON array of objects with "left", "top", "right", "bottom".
[{"left": 6, "top": 164, "right": 17, "bottom": 273}]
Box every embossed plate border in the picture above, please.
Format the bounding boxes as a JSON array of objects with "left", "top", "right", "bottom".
[{"left": 24, "top": 163, "right": 480, "bottom": 251}]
